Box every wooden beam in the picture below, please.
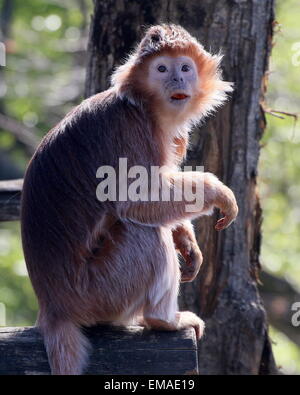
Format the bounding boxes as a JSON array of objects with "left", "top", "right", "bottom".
[
  {"left": 0, "top": 326, "right": 199, "bottom": 375},
  {"left": 0, "top": 179, "right": 22, "bottom": 221}
]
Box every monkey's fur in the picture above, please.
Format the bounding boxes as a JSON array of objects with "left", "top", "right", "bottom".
[{"left": 21, "top": 24, "right": 238, "bottom": 375}]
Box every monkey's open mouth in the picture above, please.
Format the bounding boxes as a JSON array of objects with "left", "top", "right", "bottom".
[{"left": 170, "top": 93, "right": 190, "bottom": 101}]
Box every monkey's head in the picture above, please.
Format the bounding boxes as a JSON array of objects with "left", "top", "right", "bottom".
[
  {"left": 112, "top": 24, "right": 233, "bottom": 126},
  {"left": 145, "top": 52, "right": 199, "bottom": 110}
]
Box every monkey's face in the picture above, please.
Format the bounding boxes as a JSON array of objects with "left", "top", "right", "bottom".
[{"left": 147, "top": 55, "right": 199, "bottom": 111}]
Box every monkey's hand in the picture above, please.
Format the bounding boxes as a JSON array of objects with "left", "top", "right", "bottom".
[
  {"left": 210, "top": 177, "right": 238, "bottom": 231},
  {"left": 172, "top": 223, "right": 203, "bottom": 283}
]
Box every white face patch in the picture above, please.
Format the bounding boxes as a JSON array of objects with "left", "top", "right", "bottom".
[{"left": 147, "top": 55, "right": 199, "bottom": 108}]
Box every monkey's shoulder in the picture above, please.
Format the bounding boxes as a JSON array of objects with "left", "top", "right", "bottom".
[
  {"left": 54, "top": 88, "right": 149, "bottom": 138},
  {"left": 32, "top": 88, "right": 152, "bottom": 166},
  {"left": 79, "top": 88, "right": 144, "bottom": 119}
]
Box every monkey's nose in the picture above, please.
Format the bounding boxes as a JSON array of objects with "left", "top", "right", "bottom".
[{"left": 173, "top": 77, "right": 183, "bottom": 82}]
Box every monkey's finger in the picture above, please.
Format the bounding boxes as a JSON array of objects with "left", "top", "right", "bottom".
[
  {"left": 181, "top": 272, "right": 197, "bottom": 283},
  {"left": 180, "top": 262, "right": 198, "bottom": 282},
  {"left": 215, "top": 217, "right": 225, "bottom": 230}
]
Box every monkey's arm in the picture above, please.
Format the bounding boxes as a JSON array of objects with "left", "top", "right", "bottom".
[
  {"left": 172, "top": 221, "right": 203, "bottom": 283},
  {"left": 117, "top": 171, "right": 238, "bottom": 229}
]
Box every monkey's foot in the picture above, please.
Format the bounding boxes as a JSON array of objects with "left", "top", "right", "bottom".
[
  {"left": 145, "top": 311, "right": 205, "bottom": 340},
  {"left": 176, "top": 311, "right": 205, "bottom": 340}
]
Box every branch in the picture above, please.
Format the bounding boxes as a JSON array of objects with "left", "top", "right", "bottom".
[
  {"left": 261, "top": 102, "right": 298, "bottom": 125},
  {"left": 263, "top": 108, "right": 298, "bottom": 121},
  {"left": 0, "top": 113, "right": 39, "bottom": 156},
  {"left": 0, "top": 179, "right": 22, "bottom": 221},
  {"left": 259, "top": 271, "right": 300, "bottom": 346}
]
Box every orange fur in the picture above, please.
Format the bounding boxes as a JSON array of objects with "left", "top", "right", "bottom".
[{"left": 174, "top": 137, "right": 187, "bottom": 160}]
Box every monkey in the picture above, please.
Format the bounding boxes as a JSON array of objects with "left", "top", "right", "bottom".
[{"left": 21, "top": 24, "right": 238, "bottom": 375}]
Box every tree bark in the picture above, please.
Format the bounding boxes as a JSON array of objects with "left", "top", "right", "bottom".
[{"left": 85, "top": 0, "right": 277, "bottom": 374}]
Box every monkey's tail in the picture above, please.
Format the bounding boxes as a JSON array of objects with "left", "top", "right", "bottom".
[{"left": 40, "top": 320, "right": 91, "bottom": 375}]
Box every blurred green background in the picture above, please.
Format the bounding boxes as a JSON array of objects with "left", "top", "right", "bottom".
[
  {"left": 0, "top": 0, "right": 299, "bottom": 374},
  {"left": 260, "top": 0, "right": 300, "bottom": 374}
]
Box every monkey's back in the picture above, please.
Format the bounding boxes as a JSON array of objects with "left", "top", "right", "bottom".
[{"left": 21, "top": 89, "right": 160, "bottom": 308}]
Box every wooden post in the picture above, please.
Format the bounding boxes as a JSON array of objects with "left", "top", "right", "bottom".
[{"left": 0, "top": 326, "right": 198, "bottom": 375}]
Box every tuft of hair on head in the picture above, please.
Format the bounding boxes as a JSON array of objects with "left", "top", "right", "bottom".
[{"left": 111, "top": 24, "right": 233, "bottom": 120}]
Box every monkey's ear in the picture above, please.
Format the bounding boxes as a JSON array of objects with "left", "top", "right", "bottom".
[
  {"left": 150, "top": 31, "right": 162, "bottom": 43},
  {"left": 146, "top": 25, "right": 164, "bottom": 41},
  {"left": 138, "top": 26, "right": 165, "bottom": 57}
]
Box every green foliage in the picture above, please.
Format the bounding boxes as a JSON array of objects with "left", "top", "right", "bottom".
[
  {"left": 270, "top": 326, "right": 300, "bottom": 375},
  {"left": 1, "top": 0, "right": 91, "bottom": 168},
  {"left": 260, "top": 0, "right": 300, "bottom": 373},
  {"left": 260, "top": 0, "right": 300, "bottom": 289},
  {"left": 0, "top": 222, "right": 37, "bottom": 326}
]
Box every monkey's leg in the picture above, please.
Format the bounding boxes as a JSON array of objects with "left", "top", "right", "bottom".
[
  {"left": 143, "top": 226, "right": 205, "bottom": 340},
  {"left": 37, "top": 219, "right": 157, "bottom": 375},
  {"left": 86, "top": 220, "right": 171, "bottom": 326},
  {"left": 172, "top": 220, "right": 203, "bottom": 283}
]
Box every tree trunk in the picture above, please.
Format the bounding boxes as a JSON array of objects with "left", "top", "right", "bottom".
[{"left": 85, "top": 0, "right": 277, "bottom": 375}]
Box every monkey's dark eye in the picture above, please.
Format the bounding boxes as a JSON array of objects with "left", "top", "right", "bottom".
[
  {"left": 182, "top": 64, "right": 190, "bottom": 72},
  {"left": 157, "top": 65, "right": 167, "bottom": 73}
]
